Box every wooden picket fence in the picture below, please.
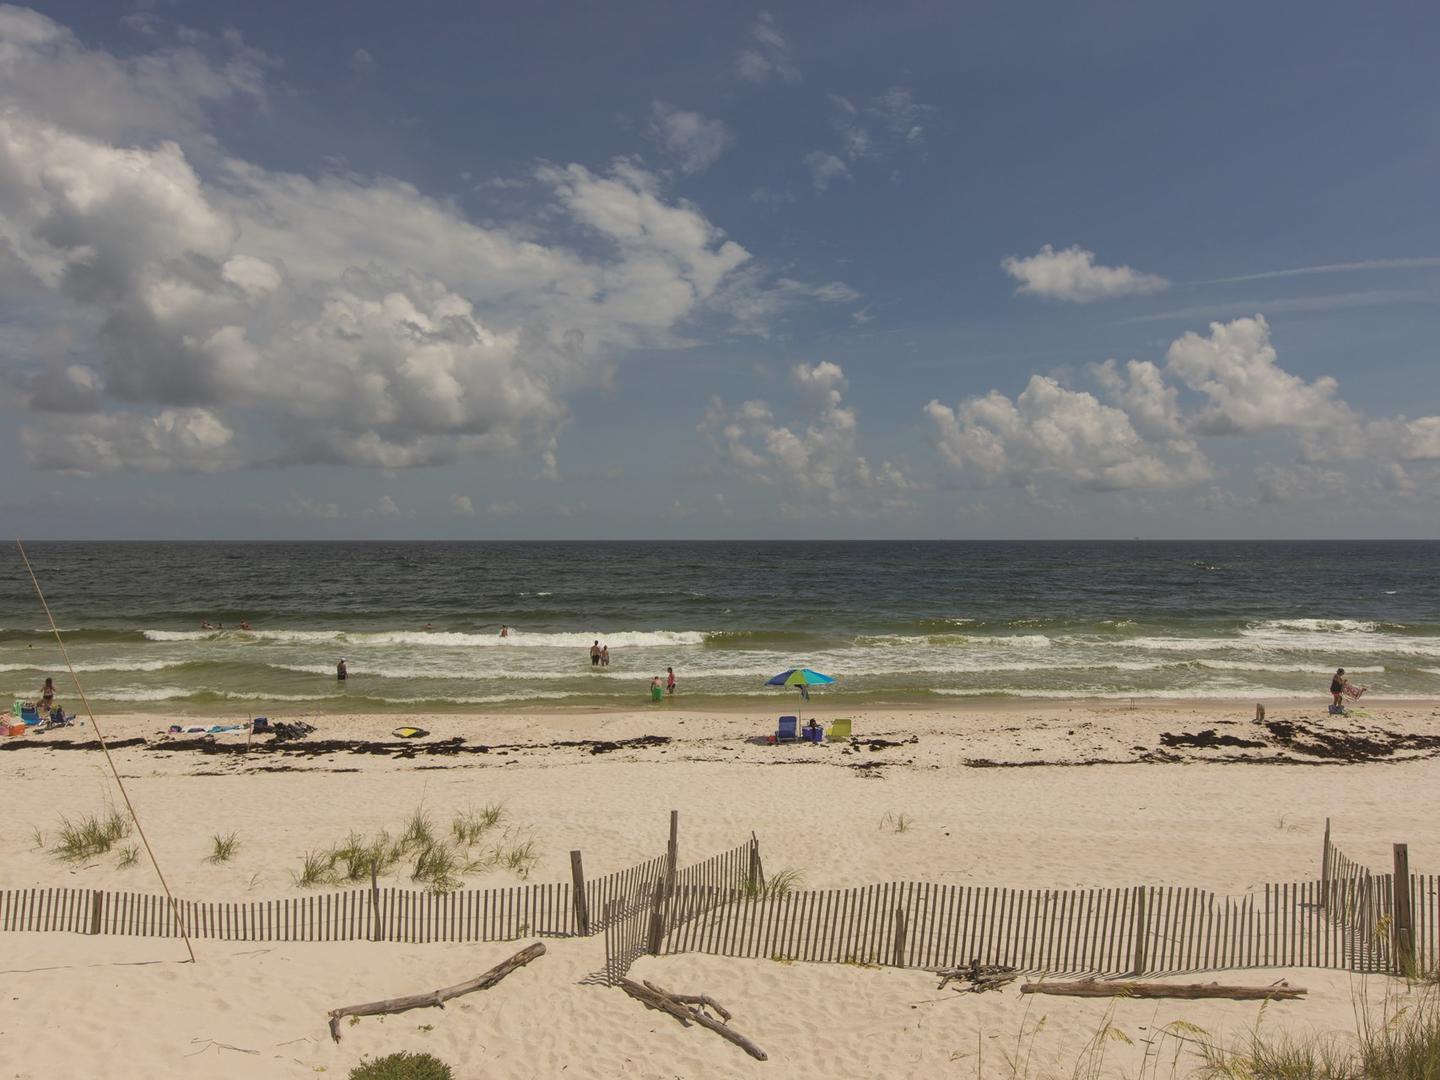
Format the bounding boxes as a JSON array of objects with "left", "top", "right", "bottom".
[
  {"left": 603, "top": 835, "right": 758, "bottom": 984},
  {"left": 0, "top": 814, "right": 760, "bottom": 963},
  {"left": 634, "top": 820, "right": 1436, "bottom": 979},
  {"left": 658, "top": 876, "right": 1437, "bottom": 976},
  {"left": 0, "top": 881, "right": 573, "bottom": 942}
]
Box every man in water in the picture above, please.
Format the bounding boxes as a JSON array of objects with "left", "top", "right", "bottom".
[
  {"left": 1329, "top": 667, "right": 1346, "bottom": 712},
  {"left": 666, "top": 666, "right": 676, "bottom": 695},
  {"left": 590, "top": 641, "right": 601, "bottom": 666},
  {"left": 499, "top": 624, "right": 509, "bottom": 637},
  {"left": 337, "top": 658, "right": 348, "bottom": 681}
]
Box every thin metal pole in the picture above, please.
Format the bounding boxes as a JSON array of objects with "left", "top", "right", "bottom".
[{"left": 15, "top": 539, "right": 195, "bottom": 963}]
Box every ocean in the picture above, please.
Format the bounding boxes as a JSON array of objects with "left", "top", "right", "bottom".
[{"left": 2, "top": 541, "right": 1438, "bottom": 715}]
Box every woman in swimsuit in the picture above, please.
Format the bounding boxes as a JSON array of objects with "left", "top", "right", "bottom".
[
  {"left": 1330, "top": 668, "right": 1346, "bottom": 709},
  {"left": 39, "top": 677, "right": 56, "bottom": 715}
]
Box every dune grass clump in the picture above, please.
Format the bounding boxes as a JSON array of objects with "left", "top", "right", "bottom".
[
  {"left": 744, "top": 867, "right": 803, "bottom": 900},
  {"left": 295, "top": 849, "right": 333, "bottom": 888},
  {"left": 451, "top": 803, "right": 504, "bottom": 846},
  {"left": 115, "top": 844, "right": 140, "bottom": 869},
  {"left": 880, "top": 811, "right": 913, "bottom": 834},
  {"left": 400, "top": 807, "right": 436, "bottom": 851},
  {"left": 208, "top": 832, "right": 240, "bottom": 863},
  {"left": 51, "top": 810, "right": 131, "bottom": 862},
  {"left": 411, "top": 842, "right": 462, "bottom": 893},
  {"left": 292, "top": 804, "right": 537, "bottom": 891},
  {"left": 348, "top": 1051, "right": 454, "bottom": 1080}
]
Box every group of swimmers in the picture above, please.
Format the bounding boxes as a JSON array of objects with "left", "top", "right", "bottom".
[{"left": 199, "top": 619, "right": 252, "bottom": 631}]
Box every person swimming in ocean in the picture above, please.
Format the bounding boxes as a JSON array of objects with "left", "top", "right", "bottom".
[{"left": 337, "top": 658, "right": 348, "bottom": 681}]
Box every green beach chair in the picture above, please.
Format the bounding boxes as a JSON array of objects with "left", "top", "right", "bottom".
[{"left": 827, "top": 717, "right": 852, "bottom": 741}]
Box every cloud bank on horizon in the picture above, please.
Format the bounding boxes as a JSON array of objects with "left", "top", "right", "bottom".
[{"left": 0, "top": 3, "right": 1437, "bottom": 538}]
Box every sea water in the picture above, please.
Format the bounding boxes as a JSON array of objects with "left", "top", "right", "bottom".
[{"left": 1, "top": 541, "right": 1437, "bottom": 714}]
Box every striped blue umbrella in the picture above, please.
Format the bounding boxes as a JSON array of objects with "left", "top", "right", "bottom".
[{"left": 765, "top": 668, "right": 835, "bottom": 724}]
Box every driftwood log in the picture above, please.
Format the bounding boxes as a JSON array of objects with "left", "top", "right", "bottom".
[
  {"left": 1020, "top": 979, "right": 1305, "bottom": 1001},
  {"left": 618, "top": 977, "right": 767, "bottom": 1061},
  {"left": 937, "top": 960, "right": 1018, "bottom": 993},
  {"left": 327, "top": 941, "right": 545, "bottom": 1042}
]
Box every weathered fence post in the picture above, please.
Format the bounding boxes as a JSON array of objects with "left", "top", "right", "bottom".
[
  {"left": 892, "top": 907, "right": 908, "bottom": 967},
  {"left": 88, "top": 890, "right": 104, "bottom": 935},
  {"left": 749, "top": 831, "right": 765, "bottom": 893},
  {"left": 646, "top": 880, "right": 667, "bottom": 955},
  {"left": 665, "top": 811, "right": 679, "bottom": 899},
  {"left": 1320, "top": 818, "right": 1331, "bottom": 911},
  {"left": 369, "top": 861, "right": 382, "bottom": 942},
  {"left": 1131, "top": 886, "right": 1149, "bottom": 976},
  {"left": 1393, "top": 843, "right": 1414, "bottom": 974},
  {"left": 570, "top": 850, "right": 590, "bottom": 936}
]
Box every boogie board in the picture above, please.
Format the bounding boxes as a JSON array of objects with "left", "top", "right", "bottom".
[{"left": 392, "top": 727, "right": 429, "bottom": 739}]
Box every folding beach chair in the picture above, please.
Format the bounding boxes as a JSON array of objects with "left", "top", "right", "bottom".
[
  {"left": 775, "top": 715, "right": 798, "bottom": 742},
  {"left": 827, "top": 717, "right": 852, "bottom": 741}
]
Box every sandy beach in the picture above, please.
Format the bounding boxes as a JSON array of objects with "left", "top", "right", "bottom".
[{"left": 2, "top": 697, "right": 1438, "bottom": 1078}]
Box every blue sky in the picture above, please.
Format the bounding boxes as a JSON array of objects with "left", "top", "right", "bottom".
[{"left": 1, "top": 1, "right": 1437, "bottom": 538}]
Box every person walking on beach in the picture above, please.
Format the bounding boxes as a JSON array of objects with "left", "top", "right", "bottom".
[
  {"left": 590, "top": 641, "right": 601, "bottom": 667},
  {"left": 601, "top": 644, "right": 610, "bottom": 667},
  {"left": 666, "top": 666, "right": 676, "bottom": 696},
  {"left": 1329, "top": 667, "right": 1347, "bottom": 712},
  {"left": 337, "top": 658, "right": 348, "bottom": 681}
]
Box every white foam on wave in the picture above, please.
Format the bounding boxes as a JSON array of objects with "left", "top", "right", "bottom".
[
  {"left": 144, "top": 628, "right": 707, "bottom": 648},
  {"left": 1249, "top": 618, "right": 1381, "bottom": 634},
  {"left": 933, "top": 685, "right": 1308, "bottom": 700},
  {"left": 0, "top": 660, "right": 186, "bottom": 673},
  {"left": 1129, "top": 636, "right": 1236, "bottom": 653},
  {"left": 1192, "top": 659, "right": 1386, "bottom": 674}
]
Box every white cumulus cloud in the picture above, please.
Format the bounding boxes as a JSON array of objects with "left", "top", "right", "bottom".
[
  {"left": 701, "top": 362, "right": 914, "bottom": 514},
  {"left": 0, "top": 11, "right": 842, "bottom": 474},
  {"left": 1001, "top": 244, "right": 1169, "bottom": 302}
]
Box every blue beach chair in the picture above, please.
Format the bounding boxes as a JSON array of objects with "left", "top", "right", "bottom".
[{"left": 775, "top": 715, "right": 798, "bottom": 743}]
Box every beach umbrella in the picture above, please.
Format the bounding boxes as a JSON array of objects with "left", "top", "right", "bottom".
[{"left": 764, "top": 668, "right": 835, "bottom": 724}]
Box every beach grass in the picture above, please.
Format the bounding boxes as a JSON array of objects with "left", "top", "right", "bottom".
[
  {"left": 880, "top": 811, "right": 914, "bottom": 834},
  {"left": 207, "top": 832, "right": 239, "bottom": 863},
  {"left": 115, "top": 844, "right": 140, "bottom": 869},
  {"left": 349, "top": 1051, "right": 454, "bottom": 1080},
  {"left": 451, "top": 803, "right": 505, "bottom": 846},
  {"left": 291, "top": 805, "right": 536, "bottom": 890},
  {"left": 745, "top": 867, "right": 803, "bottom": 900},
  {"left": 411, "top": 842, "right": 462, "bottom": 893},
  {"left": 51, "top": 810, "right": 131, "bottom": 862},
  {"left": 400, "top": 808, "right": 436, "bottom": 851}
]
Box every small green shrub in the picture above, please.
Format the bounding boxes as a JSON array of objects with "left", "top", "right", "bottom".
[
  {"left": 116, "top": 843, "right": 140, "bottom": 868},
  {"left": 348, "top": 1051, "right": 454, "bottom": 1080}
]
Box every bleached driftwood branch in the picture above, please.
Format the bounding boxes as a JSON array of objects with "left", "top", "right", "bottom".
[
  {"left": 327, "top": 941, "right": 545, "bottom": 1042},
  {"left": 618, "top": 977, "right": 767, "bottom": 1061},
  {"left": 1020, "top": 979, "right": 1305, "bottom": 1001}
]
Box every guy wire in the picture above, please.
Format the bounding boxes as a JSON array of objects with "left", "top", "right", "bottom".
[{"left": 15, "top": 539, "right": 196, "bottom": 963}]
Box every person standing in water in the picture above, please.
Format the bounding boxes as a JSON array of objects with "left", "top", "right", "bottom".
[
  {"left": 601, "top": 644, "right": 610, "bottom": 667},
  {"left": 666, "top": 666, "right": 676, "bottom": 696},
  {"left": 499, "top": 624, "right": 509, "bottom": 637},
  {"left": 590, "top": 641, "right": 601, "bottom": 667},
  {"left": 337, "top": 658, "right": 348, "bottom": 681}
]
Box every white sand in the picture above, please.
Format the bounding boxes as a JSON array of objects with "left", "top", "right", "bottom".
[{"left": 2, "top": 699, "right": 1437, "bottom": 1078}]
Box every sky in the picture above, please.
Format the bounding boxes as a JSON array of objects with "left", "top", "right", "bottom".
[{"left": 1, "top": 1, "right": 1438, "bottom": 540}]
